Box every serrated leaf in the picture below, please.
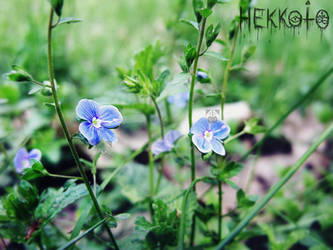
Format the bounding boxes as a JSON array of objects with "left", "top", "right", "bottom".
[
  {"left": 35, "top": 182, "right": 89, "bottom": 225},
  {"left": 180, "top": 18, "right": 199, "bottom": 31},
  {"left": 58, "top": 17, "right": 83, "bottom": 25},
  {"left": 204, "top": 51, "right": 228, "bottom": 61}
]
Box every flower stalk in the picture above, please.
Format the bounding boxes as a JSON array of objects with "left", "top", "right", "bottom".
[
  {"left": 47, "top": 8, "right": 118, "bottom": 249},
  {"left": 188, "top": 16, "right": 207, "bottom": 246}
]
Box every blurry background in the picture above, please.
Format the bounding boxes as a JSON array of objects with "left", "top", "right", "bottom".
[{"left": 0, "top": 0, "right": 333, "bottom": 249}]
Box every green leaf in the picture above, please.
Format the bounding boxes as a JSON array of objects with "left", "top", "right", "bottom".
[
  {"left": 217, "top": 0, "right": 230, "bottom": 3},
  {"left": 28, "top": 85, "right": 43, "bottom": 95},
  {"left": 135, "top": 199, "right": 179, "bottom": 248},
  {"left": 244, "top": 118, "right": 266, "bottom": 135},
  {"left": 192, "top": 0, "right": 204, "bottom": 22},
  {"left": 35, "top": 181, "right": 89, "bottom": 225},
  {"left": 157, "top": 73, "right": 190, "bottom": 101},
  {"left": 180, "top": 18, "right": 199, "bottom": 31},
  {"left": 17, "top": 180, "right": 39, "bottom": 207},
  {"left": 58, "top": 17, "right": 83, "bottom": 25},
  {"left": 21, "top": 160, "right": 49, "bottom": 180},
  {"left": 116, "top": 103, "right": 155, "bottom": 116},
  {"left": 7, "top": 65, "right": 33, "bottom": 82},
  {"left": 241, "top": 44, "right": 256, "bottom": 63},
  {"left": 211, "top": 161, "right": 244, "bottom": 181},
  {"left": 48, "top": 0, "right": 64, "bottom": 16},
  {"left": 237, "top": 189, "right": 255, "bottom": 208},
  {"left": 204, "top": 51, "right": 228, "bottom": 61},
  {"left": 199, "top": 8, "right": 213, "bottom": 18},
  {"left": 206, "top": 23, "right": 221, "bottom": 48},
  {"left": 207, "top": 0, "right": 218, "bottom": 9},
  {"left": 114, "top": 213, "right": 131, "bottom": 221},
  {"left": 184, "top": 43, "right": 196, "bottom": 68}
]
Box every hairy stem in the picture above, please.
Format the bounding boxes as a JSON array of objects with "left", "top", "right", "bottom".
[
  {"left": 47, "top": 9, "right": 118, "bottom": 250},
  {"left": 188, "top": 17, "right": 207, "bottom": 247},
  {"left": 217, "top": 123, "right": 333, "bottom": 249}
]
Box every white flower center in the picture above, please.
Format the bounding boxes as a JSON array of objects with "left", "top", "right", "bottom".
[
  {"left": 204, "top": 131, "right": 213, "bottom": 141},
  {"left": 22, "top": 159, "right": 30, "bottom": 169},
  {"left": 92, "top": 117, "right": 102, "bottom": 128}
]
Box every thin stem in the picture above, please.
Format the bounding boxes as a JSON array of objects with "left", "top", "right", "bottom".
[
  {"left": 151, "top": 96, "right": 166, "bottom": 195},
  {"left": 217, "top": 123, "right": 333, "bottom": 249},
  {"left": 224, "top": 131, "right": 245, "bottom": 144},
  {"left": 47, "top": 9, "right": 118, "bottom": 250},
  {"left": 151, "top": 96, "right": 165, "bottom": 138},
  {"left": 146, "top": 114, "right": 155, "bottom": 220},
  {"left": 31, "top": 79, "right": 51, "bottom": 88},
  {"left": 188, "top": 17, "right": 207, "bottom": 247},
  {"left": 218, "top": 180, "right": 222, "bottom": 239},
  {"left": 221, "top": 24, "right": 239, "bottom": 120},
  {"left": 0, "top": 144, "right": 10, "bottom": 164},
  {"left": 48, "top": 173, "right": 83, "bottom": 180},
  {"left": 164, "top": 99, "right": 173, "bottom": 125},
  {"left": 177, "top": 176, "right": 215, "bottom": 250}
]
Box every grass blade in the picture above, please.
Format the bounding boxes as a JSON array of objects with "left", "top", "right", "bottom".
[
  {"left": 216, "top": 123, "right": 333, "bottom": 249},
  {"left": 59, "top": 218, "right": 108, "bottom": 250},
  {"left": 240, "top": 66, "right": 333, "bottom": 161}
]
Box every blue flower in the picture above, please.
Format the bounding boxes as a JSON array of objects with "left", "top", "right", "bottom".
[
  {"left": 167, "top": 92, "right": 189, "bottom": 108},
  {"left": 152, "top": 130, "right": 181, "bottom": 156},
  {"left": 14, "top": 148, "right": 41, "bottom": 173},
  {"left": 76, "top": 99, "right": 123, "bottom": 146},
  {"left": 196, "top": 71, "right": 208, "bottom": 80},
  {"left": 190, "top": 117, "right": 230, "bottom": 156}
]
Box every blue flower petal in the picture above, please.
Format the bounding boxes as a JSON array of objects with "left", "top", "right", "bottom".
[
  {"left": 99, "top": 105, "right": 123, "bottom": 128},
  {"left": 211, "top": 120, "right": 230, "bottom": 140},
  {"left": 152, "top": 140, "right": 170, "bottom": 156},
  {"left": 191, "top": 118, "right": 210, "bottom": 136},
  {"left": 76, "top": 99, "right": 99, "bottom": 122},
  {"left": 211, "top": 138, "right": 226, "bottom": 156},
  {"left": 192, "top": 135, "right": 211, "bottom": 153},
  {"left": 79, "top": 121, "right": 100, "bottom": 145},
  {"left": 14, "top": 148, "right": 30, "bottom": 173},
  {"left": 28, "top": 149, "right": 41, "bottom": 161},
  {"left": 164, "top": 130, "right": 181, "bottom": 148},
  {"left": 97, "top": 127, "right": 117, "bottom": 143}
]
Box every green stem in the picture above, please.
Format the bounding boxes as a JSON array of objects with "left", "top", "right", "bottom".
[
  {"left": 218, "top": 179, "right": 222, "bottom": 239},
  {"left": 151, "top": 96, "right": 165, "bottom": 138},
  {"left": 151, "top": 96, "right": 166, "bottom": 195},
  {"left": 164, "top": 99, "right": 173, "bottom": 125},
  {"left": 47, "top": 9, "right": 118, "bottom": 250},
  {"left": 239, "top": 66, "right": 333, "bottom": 162},
  {"left": 177, "top": 176, "right": 215, "bottom": 250},
  {"left": 188, "top": 17, "right": 207, "bottom": 247},
  {"left": 59, "top": 218, "right": 108, "bottom": 250},
  {"left": 216, "top": 123, "right": 333, "bottom": 249},
  {"left": 47, "top": 173, "right": 83, "bottom": 180},
  {"left": 221, "top": 24, "right": 239, "bottom": 120},
  {"left": 146, "top": 114, "right": 155, "bottom": 219},
  {"left": 224, "top": 131, "right": 245, "bottom": 145}
]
